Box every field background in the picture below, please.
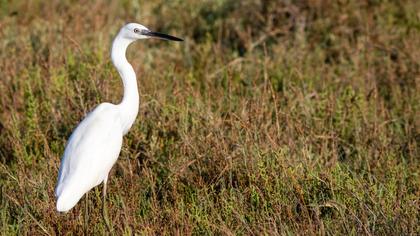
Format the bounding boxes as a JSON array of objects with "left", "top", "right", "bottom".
[{"left": 0, "top": 0, "right": 419, "bottom": 235}]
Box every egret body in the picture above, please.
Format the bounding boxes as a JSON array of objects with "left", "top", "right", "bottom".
[{"left": 55, "top": 23, "right": 182, "bottom": 212}]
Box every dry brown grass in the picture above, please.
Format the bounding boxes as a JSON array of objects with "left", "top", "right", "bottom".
[{"left": 0, "top": 0, "right": 419, "bottom": 235}]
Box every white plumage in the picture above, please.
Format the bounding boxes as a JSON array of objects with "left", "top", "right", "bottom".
[{"left": 55, "top": 23, "right": 182, "bottom": 212}]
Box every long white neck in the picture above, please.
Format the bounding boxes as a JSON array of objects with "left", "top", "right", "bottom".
[{"left": 111, "top": 34, "right": 139, "bottom": 134}]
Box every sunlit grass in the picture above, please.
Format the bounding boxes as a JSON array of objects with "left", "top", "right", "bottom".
[{"left": 0, "top": 0, "right": 419, "bottom": 235}]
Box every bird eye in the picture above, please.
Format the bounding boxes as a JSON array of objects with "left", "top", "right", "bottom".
[{"left": 134, "top": 28, "right": 140, "bottom": 33}]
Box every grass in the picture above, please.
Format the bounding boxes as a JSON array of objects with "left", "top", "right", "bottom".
[{"left": 0, "top": 0, "right": 419, "bottom": 235}]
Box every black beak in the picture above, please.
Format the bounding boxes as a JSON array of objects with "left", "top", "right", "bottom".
[{"left": 143, "top": 30, "right": 183, "bottom": 41}]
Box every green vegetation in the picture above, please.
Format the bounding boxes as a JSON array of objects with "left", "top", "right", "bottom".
[{"left": 0, "top": 0, "right": 419, "bottom": 235}]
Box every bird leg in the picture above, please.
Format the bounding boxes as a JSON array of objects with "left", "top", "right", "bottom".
[
  {"left": 102, "top": 177, "right": 113, "bottom": 233},
  {"left": 84, "top": 192, "right": 89, "bottom": 235}
]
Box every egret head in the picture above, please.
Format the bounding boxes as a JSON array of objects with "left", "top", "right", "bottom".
[{"left": 119, "top": 23, "right": 183, "bottom": 42}]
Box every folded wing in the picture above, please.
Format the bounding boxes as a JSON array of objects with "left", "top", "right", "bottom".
[{"left": 55, "top": 103, "right": 123, "bottom": 212}]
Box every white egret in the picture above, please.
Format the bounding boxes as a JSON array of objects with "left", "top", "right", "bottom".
[{"left": 55, "top": 23, "right": 182, "bottom": 213}]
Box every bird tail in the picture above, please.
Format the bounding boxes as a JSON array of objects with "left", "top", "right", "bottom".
[{"left": 55, "top": 182, "right": 86, "bottom": 212}]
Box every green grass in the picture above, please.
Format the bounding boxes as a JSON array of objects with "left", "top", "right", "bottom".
[{"left": 0, "top": 0, "right": 419, "bottom": 235}]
